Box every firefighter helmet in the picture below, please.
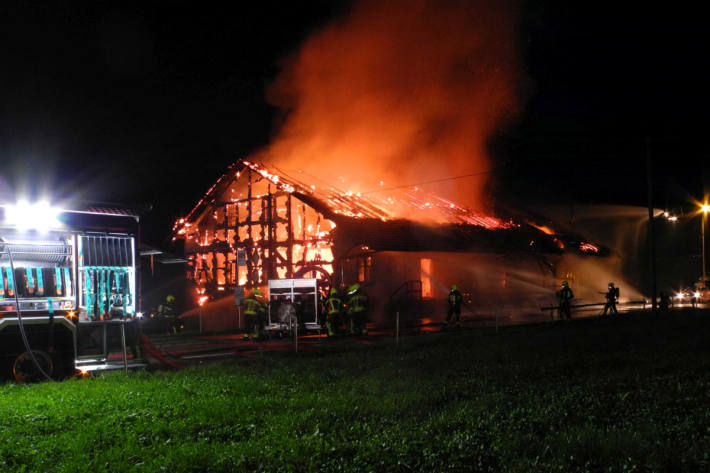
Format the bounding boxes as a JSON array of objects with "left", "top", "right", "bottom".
[
  {"left": 561, "top": 281, "right": 568, "bottom": 288},
  {"left": 166, "top": 294, "right": 175, "bottom": 303},
  {"left": 347, "top": 283, "right": 360, "bottom": 295},
  {"left": 609, "top": 282, "right": 615, "bottom": 288},
  {"left": 253, "top": 288, "right": 262, "bottom": 298},
  {"left": 451, "top": 284, "right": 458, "bottom": 291},
  {"left": 329, "top": 288, "right": 338, "bottom": 296}
]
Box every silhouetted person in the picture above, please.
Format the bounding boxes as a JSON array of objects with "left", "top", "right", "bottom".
[
  {"left": 556, "top": 281, "right": 574, "bottom": 320},
  {"left": 602, "top": 282, "right": 619, "bottom": 316},
  {"left": 443, "top": 284, "right": 463, "bottom": 329}
]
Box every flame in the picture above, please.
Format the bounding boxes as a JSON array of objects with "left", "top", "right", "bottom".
[{"left": 528, "top": 222, "right": 555, "bottom": 235}]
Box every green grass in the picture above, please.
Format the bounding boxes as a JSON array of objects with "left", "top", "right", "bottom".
[{"left": 2, "top": 310, "right": 710, "bottom": 472}]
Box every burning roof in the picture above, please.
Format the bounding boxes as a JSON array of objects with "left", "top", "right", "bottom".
[
  {"left": 174, "top": 159, "right": 607, "bottom": 258},
  {"left": 180, "top": 159, "right": 513, "bottom": 228}
]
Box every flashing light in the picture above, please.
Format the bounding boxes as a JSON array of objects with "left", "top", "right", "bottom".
[
  {"left": 4, "top": 201, "right": 61, "bottom": 232},
  {"left": 676, "top": 292, "right": 684, "bottom": 299},
  {"left": 702, "top": 203, "right": 710, "bottom": 214},
  {"left": 136, "top": 312, "right": 143, "bottom": 319},
  {"left": 694, "top": 292, "right": 701, "bottom": 299},
  {"left": 668, "top": 216, "right": 678, "bottom": 222}
]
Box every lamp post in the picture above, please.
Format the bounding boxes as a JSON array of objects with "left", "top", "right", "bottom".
[{"left": 701, "top": 202, "right": 710, "bottom": 284}]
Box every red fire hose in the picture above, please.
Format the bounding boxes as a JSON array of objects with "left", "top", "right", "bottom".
[{"left": 139, "top": 333, "right": 183, "bottom": 370}]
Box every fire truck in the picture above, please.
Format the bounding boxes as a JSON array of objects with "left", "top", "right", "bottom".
[{"left": 0, "top": 202, "right": 143, "bottom": 382}]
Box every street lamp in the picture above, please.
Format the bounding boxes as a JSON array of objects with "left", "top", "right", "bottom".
[{"left": 701, "top": 202, "right": 710, "bottom": 284}]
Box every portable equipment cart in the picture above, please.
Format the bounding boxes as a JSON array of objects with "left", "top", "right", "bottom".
[{"left": 265, "top": 278, "right": 322, "bottom": 335}]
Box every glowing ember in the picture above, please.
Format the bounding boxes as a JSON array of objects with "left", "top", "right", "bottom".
[
  {"left": 528, "top": 222, "right": 555, "bottom": 235},
  {"left": 579, "top": 242, "right": 599, "bottom": 253}
]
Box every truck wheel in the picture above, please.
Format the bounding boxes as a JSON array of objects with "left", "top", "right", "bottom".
[{"left": 12, "top": 350, "right": 53, "bottom": 383}]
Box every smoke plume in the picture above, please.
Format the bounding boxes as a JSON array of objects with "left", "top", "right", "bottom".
[{"left": 256, "top": 0, "right": 520, "bottom": 213}]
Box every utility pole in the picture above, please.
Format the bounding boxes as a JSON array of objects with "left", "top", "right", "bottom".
[
  {"left": 702, "top": 206, "right": 708, "bottom": 283},
  {"left": 646, "top": 138, "right": 657, "bottom": 314}
]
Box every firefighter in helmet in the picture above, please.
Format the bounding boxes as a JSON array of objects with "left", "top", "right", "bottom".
[
  {"left": 602, "top": 282, "right": 619, "bottom": 316},
  {"left": 243, "top": 287, "right": 266, "bottom": 340},
  {"left": 158, "top": 294, "right": 176, "bottom": 317},
  {"left": 324, "top": 287, "right": 343, "bottom": 337},
  {"left": 155, "top": 294, "right": 177, "bottom": 334},
  {"left": 443, "top": 284, "right": 463, "bottom": 329},
  {"left": 556, "top": 281, "right": 574, "bottom": 320},
  {"left": 346, "top": 283, "right": 368, "bottom": 335}
]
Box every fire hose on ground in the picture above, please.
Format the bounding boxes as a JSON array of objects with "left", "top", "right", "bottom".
[
  {"left": 139, "top": 333, "right": 183, "bottom": 370},
  {"left": 540, "top": 300, "right": 648, "bottom": 319}
]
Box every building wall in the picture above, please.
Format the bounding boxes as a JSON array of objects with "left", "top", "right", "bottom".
[
  {"left": 177, "top": 170, "right": 336, "bottom": 307},
  {"left": 338, "top": 250, "right": 564, "bottom": 326}
]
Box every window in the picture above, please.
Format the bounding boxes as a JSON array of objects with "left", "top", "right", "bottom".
[
  {"left": 420, "top": 258, "right": 432, "bottom": 298},
  {"left": 357, "top": 256, "right": 372, "bottom": 282}
]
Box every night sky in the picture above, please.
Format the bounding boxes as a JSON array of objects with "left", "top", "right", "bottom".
[{"left": 2, "top": 1, "right": 708, "bottom": 247}]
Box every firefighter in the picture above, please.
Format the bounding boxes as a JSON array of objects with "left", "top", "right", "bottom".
[
  {"left": 346, "top": 283, "right": 368, "bottom": 335},
  {"left": 602, "top": 282, "right": 619, "bottom": 316},
  {"left": 443, "top": 284, "right": 463, "bottom": 329},
  {"left": 156, "top": 295, "right": 176, "bottom": 334},
  {"left": 556, "top": 281, "right": 574, "bottom": 320},
  {"left": 157, "top": 295, "right": 176, "bottom": 317},
  {"left": 243, "top": 288, "right": 266, "bottom": 340},
  {"left": 324, "top": 287, "right": 343, "bottom": 336}
]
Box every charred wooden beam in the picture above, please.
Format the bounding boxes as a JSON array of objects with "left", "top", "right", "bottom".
[{"left": 287, "top": 194, "right": 293, "bottom": 278}]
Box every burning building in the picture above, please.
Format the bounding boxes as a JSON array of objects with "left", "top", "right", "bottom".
[
  {"left": 169, "top": 2, "right": 642, "bottom": 329},
  {"left": 173, "top": 159, "right": 610, "bottom": 327}
]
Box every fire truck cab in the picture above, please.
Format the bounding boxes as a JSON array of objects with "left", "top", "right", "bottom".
[{"left": 0, "top": 202, "right": 141, "bottom": 382}]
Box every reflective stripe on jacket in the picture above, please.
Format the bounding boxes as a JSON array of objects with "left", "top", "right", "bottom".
[
  {"left": 325, "top": 297, "right": 342, "bottom": 315},
  {"left": 348, "top": 294, "right": 367, "bottom": 313},
  {"left": 244, "top": 297, "right": 265, "bottom": 315}
]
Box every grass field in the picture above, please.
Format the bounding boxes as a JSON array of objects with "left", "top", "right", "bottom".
[{"left": 2, "top": 310, "right": 710, "bottom": 472}]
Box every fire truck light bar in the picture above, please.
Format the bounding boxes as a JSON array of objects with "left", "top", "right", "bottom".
[{"left": 3, "top": 201, "right": 61, "bottom": 231}]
